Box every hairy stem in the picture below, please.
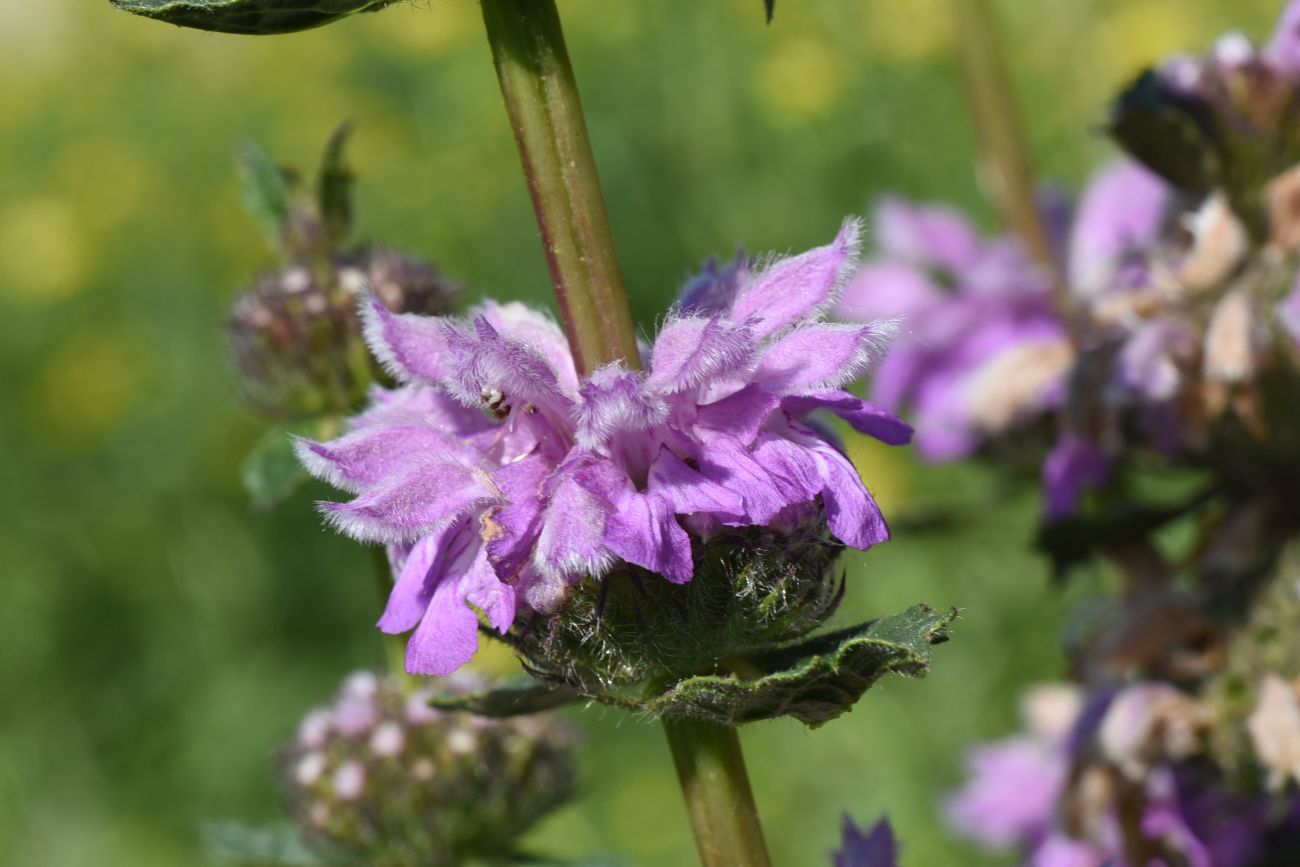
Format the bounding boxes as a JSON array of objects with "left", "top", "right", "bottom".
[
  {"left": 663, "top": 717, "right": 774, "bottom": 867},
  {"left": 947, "top": 0, "right": 1070, "bottom": 311},
  {"left": 480, "top": 0, "right": 640, "bottom": 374}
]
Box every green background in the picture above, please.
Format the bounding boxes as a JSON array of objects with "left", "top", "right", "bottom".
[{"left": 0, "top": 1, "right": 1282, "bottom": 864}]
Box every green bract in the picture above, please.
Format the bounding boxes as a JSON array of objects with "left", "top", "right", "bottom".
[
  {"left": 433, "top": 522, "right": 955, "bottom": 728},
  {"left": 108, "top": 0, "right": 396, "bottom": 36}
]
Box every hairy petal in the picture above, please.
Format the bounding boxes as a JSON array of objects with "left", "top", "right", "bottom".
[
  {"left": 782, "top": 392, "right": 914, "bottom": 445},
  {"left": 801, "top": 433, "right": 889, "bottom": 549},
  {"left": 320, "top": 459, "right": 495, "bottom": 544},
  {"left": 441, "top": 316, "right": 569, "bottom": 414},
  {"left": 575, "top": 365, "right": 667, "bottom": 450},
  {"left": 404, "top": 548, "right": 496, "bottom": 676},
  {"left": 648, "top": 315, "right": 754, "bottom": 393},
  {"left": 606, "top": 490, "right": 693, "bottom": 584},
  {"left": 753, "top": 321, "right": 895, "bottom": 394},
  {"left": 730, "top": 217, "right": 862, "bottom": 337},
  {"left": 750, "top": 432, "right": 825, "bottom": 506},
  {"left": 482, "top": 454, "right": 550, "bottom": 581},
  {"left": 532, "top": 472, "right": 613, "bottom": 582},
  {"left": 695, "top": 384, "right": 782, "bottom": 445},
  {"left": 360, "top": 294, "right": 455, "bottom": 385},
  {"left": 479, "top": 299, "right": 580, "bottom": 397},
  {"left": 295, "top": 424, "right": 480, "bottom": 494},
  {"left": 461, "top": 547, "right": 517, "bottom": 633},
  {"left": 647, "top": 448, "right": 745, "bottom": 518},
  {"left": 377, "top": 522, "right": 470, "bottom": 634},
  {"left": 697, "top": 436, "right": 798, "bottom": 525}
]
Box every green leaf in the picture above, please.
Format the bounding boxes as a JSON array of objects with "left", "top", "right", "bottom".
[
  {"left": 428, "top": 678, "right": 584, "bottom": 718},
  {"left": 241, "top": 422, "right": 313, "bottom": 512},
  {"left": 763, "top": 0, "right": 775, "bottom": 23},
  {"left": 202, "top": 821, "right": 320, "bottom": 867},
  {"left": 316, "top": 122, "right": 355, "bottom": 248},
  {"left": 236, "top": 141, "right": 293, "bottom": 250},
  {"left": 109, "top": 0, "right": 396, "bottom": 36},
  {"left": 642, "top": 604, "right": 957, "bottom": 727}
]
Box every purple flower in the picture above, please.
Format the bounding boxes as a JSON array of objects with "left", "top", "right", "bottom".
[
  {"left": 1068, "top": 161, "right": 1169, "bottom": 299},
  {"left": 946, "top": 684, "right": 1081, "bottom": 850},
  {"left": 1042, "top": 434, "right": 1110, "bottom": 520},
  {"left": 297, "top": 220, "right": 910, "bottom": 675},
  {"left": 948, "top": 682, "right": 1294, "bottom": 867},
  {"left": 832, "top": 815, "right": 897, "bottom": 867},
  {"left": 1267, "top": 0, "right": 1300, "bottom": 74},
  {"left": 838, "top": 163, "right": 1173, "bottom": 464},
  {"left": 837, "top": 198, "right": 1071, "bottom": 461}
]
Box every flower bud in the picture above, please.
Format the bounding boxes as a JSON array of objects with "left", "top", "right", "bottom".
[
  {"left": 226, "top": 131, "right": 459, "bottom": 419},
  {"left": 279, "top": 671, "right": 577, "bottom": 867},
  {"left": 515, "top": 518, "right": 846, "bottom": 704}
]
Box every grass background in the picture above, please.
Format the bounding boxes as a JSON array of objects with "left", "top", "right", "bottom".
[{"left": 0, "top": 1, "right": 1283, "bottom": 864}]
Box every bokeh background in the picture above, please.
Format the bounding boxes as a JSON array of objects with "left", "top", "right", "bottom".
[{"left": 0, "top": 1, "right": 1286, "bottom": 864}]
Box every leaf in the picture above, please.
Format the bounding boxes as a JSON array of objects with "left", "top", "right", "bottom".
[
  {"left": 237, "top": 141, "right": 293, "bottom": 250},
  {"left": 241, "top": 422, "right": 314, "bottom": 512},
  {"left": 109, "top": 0, "right": 396, "bottom": 36},
  {"left": 763, "top": 0, "right": 775, "bottom": 24},
  {"left": 202, "top": 821, "right": 320, "bottom": 867},
  {"left": 316, "top": 122, "right": 355, "bottom": 248},
  {"left": 642, "top": 604, "right": 957, "bottom": 727},
  {"left": 427, "top": 678, "right": 585, "bottom": 718}
]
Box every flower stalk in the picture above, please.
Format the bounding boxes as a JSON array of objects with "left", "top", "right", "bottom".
[
  {"left": 480, "top": 6, "right": 774, "bottom": 865},
  {"left": 946, "top": 0, "right": 1067, "bottom": 307},
  {"left": 480, "top": 0, "right": 640, "bottom": 374},
  {"left": 664, "top": 717, "right": 774, "bottom": 867}
]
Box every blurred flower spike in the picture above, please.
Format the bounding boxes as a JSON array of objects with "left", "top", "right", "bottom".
[{"left": 280, "top": 670, "right": 577, "bottom": 867}]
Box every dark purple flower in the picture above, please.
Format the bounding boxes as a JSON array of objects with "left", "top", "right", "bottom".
[
  {"left": 297, "top": 221, "right": 910, "bottom": 675},
  {"left": 833, "top": 815, "right": 897, "bottom": 867},
  {"left": 1042, "top": 434, "right": 1110, "bottom": 520}
]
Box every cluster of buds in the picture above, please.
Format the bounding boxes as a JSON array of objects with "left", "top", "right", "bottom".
[
  {"left": 947, "top": 682, "right": 1300, "bottom": 867},
  {"left": 225, "top": 128, "right": 459, "bottom": 419},
  {"left": 279, "top": 670, "right": 577, "bottom": 867}
]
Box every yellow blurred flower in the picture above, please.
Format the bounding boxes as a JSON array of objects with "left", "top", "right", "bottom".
[
  {"left": 27, "top": 334, "right": 146, "bottom": 450},
  {"left": 757, "top": 37, "right": 848, "bottom": 119},
  {"left": 864, "top": 0, "right": 952, "bottom": 62},
  {"left": 0, "top": 197, "right": 88, "bottom": 302}
]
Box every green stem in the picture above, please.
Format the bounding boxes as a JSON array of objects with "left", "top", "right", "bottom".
[
  {"left": 663, "top": 718, "right": 774, "bottom": 867},
  {"left": 947, "top": 0, "right": 1069, "bottom": 311},
  {"left": 480, "top": 0, "right": 640, "bottom": 375}
]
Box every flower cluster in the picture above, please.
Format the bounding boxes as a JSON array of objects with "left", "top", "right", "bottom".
[
  {"left": 836, "top": 196, "right": 1074, "bottom": 462},
  {"left": 296, "top": 220, "right": 911, "bottom": 676},
  {"left": 280, "top": 670, "right": 576, "bottom": 867},
  {"left": 225, "top": 130, "right": 460, "bottom": 419},
  {"left": 228, "top": 246, "right": 459, "bottom": 418},
  {"left": 947, "top": 682, "right": 1300, "bottom": 867}
]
